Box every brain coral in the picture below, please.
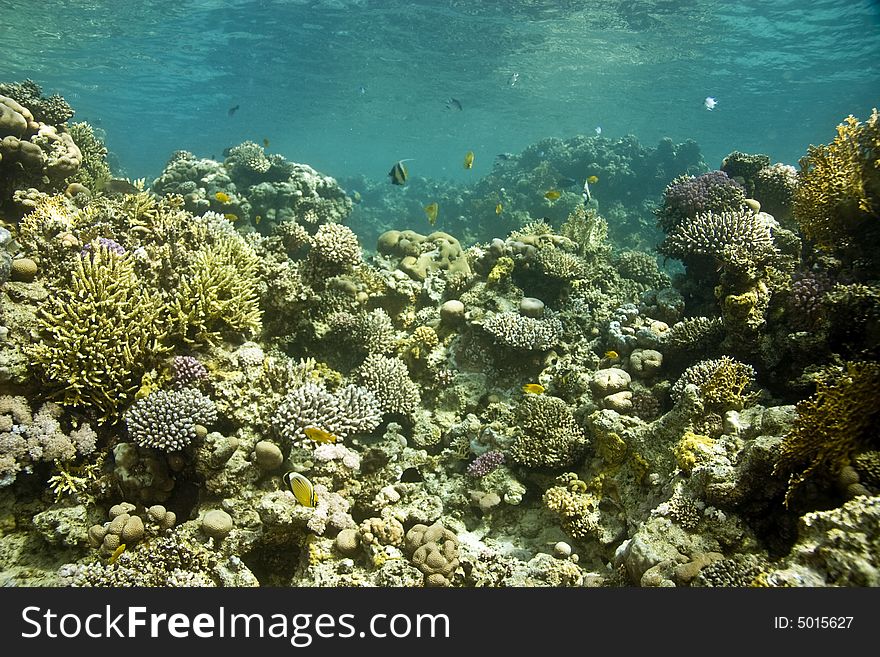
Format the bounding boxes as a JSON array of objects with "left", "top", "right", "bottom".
[
  {"left": 125, "top": 388, "right": 217, "bottom": 451},
  {"left": 271, "top": 382, "right": 382, "bottom": 444},
  {"left": 482, "top": 311, "right": 563, "bottom": 351},
  {"left": 510, "top": 395, "right": 588, "bottom": 468},
  {"left": 28, "top": 245, "right": 167, "bottom": 422}
]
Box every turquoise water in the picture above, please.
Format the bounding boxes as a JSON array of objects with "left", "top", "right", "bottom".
[{"left": 2, "top": 0, "right": 878, "bottom": 181}]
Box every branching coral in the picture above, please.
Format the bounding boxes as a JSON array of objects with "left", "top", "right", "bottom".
[
  {"left": 28, "top": 245, "right": 167, "bottom": 422},
  {"left": 169, "top": 232, "right": 262, "bottom": 345},
  {"left": 794, "top": 109, "right": 880, "bottom": 266},
  {"left": 658, "top": 209, "right": 777, "bottom": 266},
  {"left": 125, "top": 388, "right": 217, "bottom": 451},
  {"left": 774, "top": 361, "right": 880, "bottom": 505},
  {"left": 271, "top": 382, "right": 382, "bottom": 444},
  {"left": 355, "top": 355, "right": 420, "bottom": 416},
  {"left": 481, "top": 311, "right": 563, "bottom": 351},
  {"left": 657, "top": 171, "right": 747, "bottom": 229},
  {"left": 510, "top": 395, "right": 587, "bottom": 468},
  {"left": 671, "top": 356, "right": 756, "bottom": 411}
]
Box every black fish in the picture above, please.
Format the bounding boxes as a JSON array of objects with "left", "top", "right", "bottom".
[
  {"left": 227, "top": 104, "right": 240, "bottom": 117},
  {"left": 388, "top": 160, "right": 408, "bottom": 185},
  {"left": 222, "top": 147, "right": 233, "bottom": 158},
  {"left": 445, "top": 97, "right": 462, "bottom": 111}
]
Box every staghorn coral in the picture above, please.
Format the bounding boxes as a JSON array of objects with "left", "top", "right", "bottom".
[
  {"left": 775, "top": 361, "right": 880, "bottom": 505},
  {"left": 793, "top": 109, "right": 880, "bottom": 268},
  {"left": 124, "top": 388, "right": 217, "bottom": 451},
  {"left": 671, "top": 356, "right": 756, "bottom": 411},
  {"left": 355, "top": 355, "right": 420, "bottom": 416},
  {"left": 658, "top": 209, "right": 778, "bottom": 266},
  {"left": 481, "top": 311, "right": 563, "bottom": 351},
  {"left": 510, "top": 394, "right": 587, "bottom": 469},
  {"left": 28, "top": 245, "right": 167, "bottom": 422},
  {"left": 271, "top": 382, "right": 382, "bottom": 444},
  {"left": 169, "top": 232, "right": 262, "bottom": 345}
]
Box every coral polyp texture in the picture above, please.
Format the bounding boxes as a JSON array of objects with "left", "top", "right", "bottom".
[{"left": 0, "top": 84, "right": 877, "bottom": 590}]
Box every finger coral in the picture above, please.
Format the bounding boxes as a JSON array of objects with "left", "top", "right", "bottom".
[
  {"left": 124, "top": 388, "right": 217, "bottom": 451},
  {"left": 28, "top": 244, "right": 167, "bottom": 422}
]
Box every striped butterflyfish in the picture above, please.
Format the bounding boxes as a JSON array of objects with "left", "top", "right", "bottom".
[
  {"left": 283, "top": 471, "right": 318, "bottom": 508},
  {"left": 388, "top": 159, "right": 410, "bottom": 185}
]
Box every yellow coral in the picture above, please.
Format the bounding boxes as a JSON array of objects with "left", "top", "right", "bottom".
[
  {"left": 487, "top": 256, "right": 514, "bottom": 287},
  {"left": 169, "top": 233, "right": 262, "bottom": 345},
  {"left": 28, "top": 245, "right": 167, "bottom": 421},
  {"left": 674, "top": 432, "right": 716, "bottom": 474},
  {"left": 775, "top": 361, "right": 880, "bottom": 506},
  {"left": 794, "top": 109, "right": 880, "bottom": 257}
]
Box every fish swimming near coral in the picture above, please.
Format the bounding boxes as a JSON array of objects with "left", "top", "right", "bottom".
[
  {"left": 224, "top": 213, "right": 239, "bottom": 222},
  {"left": 227, "top": 104, "right": 240, "bottom": 117},
  {"left": 704, "top": 96, "right": 717, "bottom": 111},
  {"left": 263, "top": 137, "right": 270, "bottom": 148},
  {"left": 464, "top": 151, "right": 475, "bottom": 169},
  {"left": 215, "top": 191, "right": 231, "bottom": 203},
  {"left": 508, "top": 72, "right": 519, "bottom": 87},
  {"left": 445, "top": 97, "right": 463, "bottom": 111},
  {"left": 495, "top": 202, "right": 503, "bottom": 215},
  {"left": 587, "top": 175, "right": 599, "bottom": 184},
  {"left": 595, "top": 126, "right": 602, "bottom": 136},
  {"left": 284, "top": 471, "right": 318, "bottom": 508},
  {"left": 544, "top": 189, "right": 561, "bottom": 201},
  {"left": 255, "top": 215, "right": 262, "bottom": 225},
  {"left": 604, "top": 350, "right": 619, "bottom": 360},
  {"left": 522, "top": 383, "right": 545, "bottom": 394},
  {"left": 101, "top": 179, "right": 140, "bottom": 196},
  {"left": 108, "top": 543, "right": 126, "bottom": 564},
  {"left": 582, "top": 178, "right": 592, "bottom": 204},
  {"left": 304, "top": 426, "right": 338, "bottom": 444},
  {"left": 388, "top": 159, "right": 412, "bottom": 185},
  {"left": 424, "top": 202, "right": 439, "bottom": 225}
]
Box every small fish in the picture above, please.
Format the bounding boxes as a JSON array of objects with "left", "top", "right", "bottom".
[
  {"left": 215, "top": 191, "right": 231, "bottom": 203},
  {"left": 544, "top": 190, "right": 561, "bottom": 201},
  {"left": 582, "top": 178, "right": 592, "bottom": 204},
  {"left": 595, "top": 126, "right": 602, "bottom": 136},
  {"left": 604, "top": 350, "right": 619, "bottom": 359},
  {"left": 227, "top": 104, "right": 240, "bottom": 117},
  {"left": 522, "top": 383, "right": 545, "bottom": 395},
  {"left": 495, "top": 202, "right": 503, "bottom": 215},
  {"left": 108, "top": 543, "right": 126, "bottom": 564},
  {"left": 283, "top": 471, "right": 318, "bottom": 508},
  {"left": 224, "top": 213, "right": 239, "bottom": 222},
  {"left": 508, "top": 72, "right": 519, "bottom": 87},
  {"left": 351, "top": 190, "right": 362, "bottom": 204},
  {"left": 424, "top": 202, "right": 439, "bottom": 225},
  {"left": 445, "top": 97, "right": 463, "bottom": 111},
  {"left": 496, "top": 153, "right": 514, "bottom": 161},
  {"left": 222, "top": 146, "right": 233, "bottom": 158},
  {"left": 255, "top": 214, "right": 262, "bottom": 225},
  {"left": 102, "top": 179, "right": 140, "bottom": 195},
  {"left": 587, "top": 175, "right": 599, "bottom": 184},
  {"left": 704, "top": 96, "right": 717, "bottom": 111},
  {"left": 388, "top": 159, "right": 411, "bottom": 185},
  {"left": 262, "top": 137, "right": 270, "bottom": 148},
  {"left": 464, "top": 150, "right": 475, "bottom": 169},
  {"left": 358, "top": 85, "right": 367, "bottom": 95},
  {"left": 304, "top": 426, "right": 338, "bottom": 444}
]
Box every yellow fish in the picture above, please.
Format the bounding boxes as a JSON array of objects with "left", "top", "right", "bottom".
[
  {"left": 255, "top": 214, "right": 262, "bottom": 225},
  {"left": 544, "top": 190, "right": 561, "bottom": 201},
  {"left": 215, "top": 191, "right": 231, "bottom": 203},
  {"left": 108, "top": 543, "right": 126, "bottom": 564},
  {"left": 224, "top": 213, "right": 239, "bottom": 222},
  {"left": 424, "top": 202, "right": 439, "bottom": 225},
  {"left": 587, "top": 175, "right": 599, "bottom": 184},
  {"left": 522, "top": 383, "right": 545, "bottom": 394},
  {"left": 495, "top": 202, "right": 503, "bottom": 215},
  {"left": 304, "top": 426, "right": 338, "bottom": 444},
  {"left": 263, "top": 137, "right": 270, "bottom": 148},
  {"left": 283, "top": 471, "right": 318, "bottom": 508},
  {"left": 604, "top": 350, "right": 619, "bottom": 359},
  {"left": 464, "top": 150, "right": 475, "bottom": 169}
]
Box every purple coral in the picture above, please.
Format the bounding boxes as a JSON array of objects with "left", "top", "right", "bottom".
[
  {"left": 467, "top": 450, "right": 505, "bottom": 478},
  {"left": 660, "top": 171, "right": 746, "bottom": 229},
  {"left": 172, "top": 355, "right": 209, "bottom": 387},
  {"left": 788, "top": 271, "right": 832, "bottom": 329},
  {"left": 81, "top": 237, "right": 126, "bottom": 257}
]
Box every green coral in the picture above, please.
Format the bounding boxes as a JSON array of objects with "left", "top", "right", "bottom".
[
  {"left": 28, "top": 244, "right": 167, "bottom": 422},
  {"left": 169, "top": 233, "right": 263, "bottom": 345},
  {"left": 775, "top": 361, "right": 880, "bottom": 505},
  {"left": 509, "top": 395, "right": 587, "bottom": 468},
  {"left": 793, "top": 109, "right": 880, "bottom": 269}
]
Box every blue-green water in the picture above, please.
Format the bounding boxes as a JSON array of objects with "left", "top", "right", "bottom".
[{"left": 2, "top": 0, "right": 878, "bottom": 181}]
